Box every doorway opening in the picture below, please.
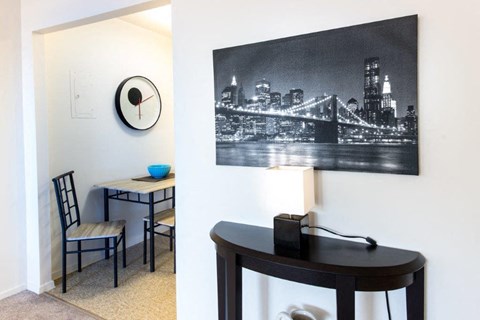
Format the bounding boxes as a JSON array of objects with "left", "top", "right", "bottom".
[{"left": 37, "top": 4, "right": 176, "bottom": 319}]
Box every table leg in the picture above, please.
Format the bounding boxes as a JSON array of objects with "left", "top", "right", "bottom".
[
  {"left": 104, "top": 188, "right": 110, "bottom": 259},
  {"left": 336, "top": 275, "right": 355, "bottom": 320},
  {"left": 216, "top": 253, "right": 226, "bottom": 320},
  {"left": 216, "top": 250, "right": 242, "bottom": 320},
  {"left": 149, "top": 192, "right": 155, "bottom": 272},
  {"left": 407, "top": 267, "right": 424, "bottom": 320},
  {"left": 225, "top": 251, "right": 242, "bottom": 320}
]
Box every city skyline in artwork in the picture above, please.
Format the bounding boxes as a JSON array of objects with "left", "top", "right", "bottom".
[{"left": 213, "top": 15, "right": 419, "bottom": 175}]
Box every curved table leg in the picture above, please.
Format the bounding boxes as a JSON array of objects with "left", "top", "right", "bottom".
[
  {"left": 336, "top": 275, "right": 355, "bottom": 320},
  {"left": 407, "top": 267, "right": 424, "bottom": 320},
  {"left": 216, "top": 251, "right": 242, "bottom": 320},
  {"left": 217, "top": 253, "right": 226, "bottom": 320}
]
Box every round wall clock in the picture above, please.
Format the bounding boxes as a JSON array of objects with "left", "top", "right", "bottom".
[{"left": 115, "top": 76, "right": 162, "bottom": 130}]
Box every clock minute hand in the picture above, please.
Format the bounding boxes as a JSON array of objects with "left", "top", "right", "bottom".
[{"left": 139, "top": 95, "right": 154, "bottom": 104}]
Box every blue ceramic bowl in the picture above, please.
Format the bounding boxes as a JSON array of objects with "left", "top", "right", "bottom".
[{"left": 147, "top": 164, "right": 171, "bottom": 179}]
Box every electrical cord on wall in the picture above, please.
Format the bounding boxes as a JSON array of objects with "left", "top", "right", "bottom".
[
  {"left": 385, "top": 291, "right": 392, "bottom": 320},
  {"left": 302, "top": 224, "right": 377, "bottom": 247}
]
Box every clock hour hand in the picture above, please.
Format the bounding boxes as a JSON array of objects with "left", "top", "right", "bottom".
[{"left": 136, "top": 98, "right": 142, "bottom": 120}]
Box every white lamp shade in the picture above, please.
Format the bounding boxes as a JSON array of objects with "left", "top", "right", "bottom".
[{"left": 265, "top": 166, "right": 315, "bottom": 215}]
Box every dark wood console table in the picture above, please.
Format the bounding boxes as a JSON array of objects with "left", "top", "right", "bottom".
[{"left": 210, "top": 221, "right": 425, "bottom": 320}]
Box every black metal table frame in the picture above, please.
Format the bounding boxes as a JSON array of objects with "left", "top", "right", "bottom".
[{"left": 103, "top": 187, "right": 175, "bottom": 272}]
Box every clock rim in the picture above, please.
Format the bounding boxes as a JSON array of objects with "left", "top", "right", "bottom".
[{"left": 115, "top": 75, "right": 162, "bottom": 131}]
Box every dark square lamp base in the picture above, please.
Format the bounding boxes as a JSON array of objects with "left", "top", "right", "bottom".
[{"left": 273, "top": 213, "right": 309, "bottom": 250}]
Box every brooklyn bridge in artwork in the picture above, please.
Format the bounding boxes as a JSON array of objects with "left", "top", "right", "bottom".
[{"left": 213, "top": 15, "right": 418, "bottom": 175}]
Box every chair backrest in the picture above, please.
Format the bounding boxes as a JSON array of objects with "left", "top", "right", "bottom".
[{"left": 52, "top": 171, "right": 81, "bottom": 237}]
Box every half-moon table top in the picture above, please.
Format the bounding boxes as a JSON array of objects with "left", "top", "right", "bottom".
[{"left": 210, "top": 221, "right": 425, "bottom": 278}]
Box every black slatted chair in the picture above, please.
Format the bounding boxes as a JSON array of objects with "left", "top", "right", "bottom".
[
  {"left": 52, "top": 170, "right": 127, "bottom": 293},
  {"left": 143, "top": 208, "right": 175, "bottom": 273}
]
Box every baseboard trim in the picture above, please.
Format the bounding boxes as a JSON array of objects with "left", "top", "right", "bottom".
[
  {"left": 0, "top": 284, "right": 27, "bottom": 301},
  {"left": 51, "top": 251, "right": 102, "bottom": 281},
  {"left": 27, "top": 278, "right": 55, "bottom": 294},
  {"left": 40, "top": 280, "right": 55, "bottom": 293}
]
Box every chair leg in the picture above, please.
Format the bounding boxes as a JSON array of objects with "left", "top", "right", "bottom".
[
  {"left": 169, "top": 227, "right": 173, "bottom": 251},
  {"left": 122, "top": 227, "right": 126, "bottom": 268},
  {"left": 114, "top": 237, "right": 118, "bottom": 288},
  {"left": 143, "top": 221, "right": 147, "bottom": 265},
  {"left": 62, "top": 240, "right": 67, "bottom": 293},
  {"left": 77, "top": 241, "right": 82, "bottom": 272}
]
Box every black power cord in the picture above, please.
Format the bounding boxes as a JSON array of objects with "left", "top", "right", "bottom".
[
  {"left": 385, "top": 291, "right": 392, "bottom": 320},
  {"left": 303, "top": 224, "right": 377, "bottom": 247},
  {"left": 303, "top": 224, "right": 392, "bottom": 318}
]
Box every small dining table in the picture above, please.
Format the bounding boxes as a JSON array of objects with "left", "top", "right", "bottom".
[{"left": 94, "top": 174, "right": 175, "bottom": 272}]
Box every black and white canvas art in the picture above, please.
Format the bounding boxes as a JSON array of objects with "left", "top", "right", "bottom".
[{"left": 213, "top": 15, "right": 418, "bottom": 175}]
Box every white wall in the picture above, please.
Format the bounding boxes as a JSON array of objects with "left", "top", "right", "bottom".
[
  {"left": 173, "top": 0, "right": 480, "bottom": 319},
  {"left": 9, "top": 0, "right": 480, "bottom": 319},
  {"left": 0, "top": 0, "right": 27, "bottom": 300},
  {"left": 44, "top": 18, "right": 174, "bottom": 278}
]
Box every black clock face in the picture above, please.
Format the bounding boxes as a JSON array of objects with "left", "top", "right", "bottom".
[{"left": 115, "top": 76, "right": 162, "bottom": 130}]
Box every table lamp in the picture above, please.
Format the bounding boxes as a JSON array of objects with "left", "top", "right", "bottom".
[{"left": 266, "top": 166, "right": 315, "bottom": 250}]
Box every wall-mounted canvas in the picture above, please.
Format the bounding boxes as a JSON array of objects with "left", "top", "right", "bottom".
[{"left": 213, "top": 15, "right": 418, "bottom": 175}]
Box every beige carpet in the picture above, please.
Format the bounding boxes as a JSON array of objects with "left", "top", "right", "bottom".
[
  {"left": 0, "top": 290, "right": 100, "bottom": 320},
  {"left": 48, "top": 237, "right": 176, "bottom": 320}
]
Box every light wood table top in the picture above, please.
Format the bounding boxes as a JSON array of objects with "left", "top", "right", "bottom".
[{"left": 94, "top": 175, "right": 175, "bottom": 194}]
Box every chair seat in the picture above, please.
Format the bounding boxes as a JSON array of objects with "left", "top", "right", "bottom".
[
  {"left": 67, "top": 220, "right": 126, "bottom": 241},
  {"left": 143, "top": 208, "right": 175, "bottom": 227}
]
